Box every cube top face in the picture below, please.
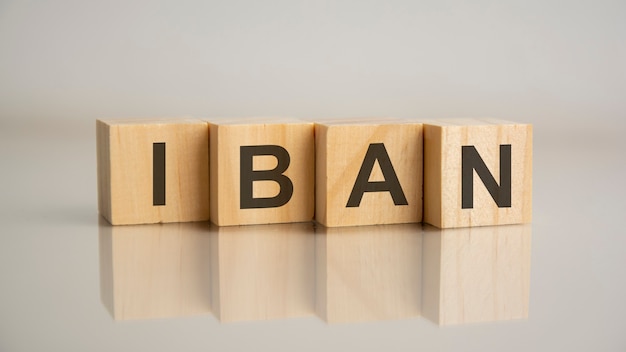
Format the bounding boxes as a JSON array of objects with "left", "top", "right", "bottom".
[
  {"left": 98, "top": 117, "right": 203, "bottom": 125},
  {"left": 96, "top": 119, "right": 209, "bottom": 225},
  {"left": 205, "top": 116, "right": 310, "bottom": 125},
  {"left": 209, "top": 121, "right": 315, "bottom": 226},
  {"left": 421, "top": 118, "right": 520, "bottom": 127},
  {"left": 315, "top": 117, "right": 411, "bottom": 126},
  {"left": 315, "top": 122, "right": 423, "bottom": 227},
  {"left": 423, "top": 120, "right": 532, "bottom": 228}
]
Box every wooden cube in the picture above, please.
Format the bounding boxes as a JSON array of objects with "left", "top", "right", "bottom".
[
  {"left": 315, "top": 119, "right": 423, "bottom": 227},
  {"left": 421, "top": 224, "right": 531, "bottom": 325},
  {"left": 208, "top": 118, "right": 314, "bottom": 226},
  {"left": 209, "top": 223, "right": 315, "bottom": 322},
  {"left": 98, "top": 217, "right": 211, "bottom": 320},
  {"left": 315, "top": 224, "right": 422, "bottom": 323},
  {"left": 96, "top": 118, "right": 209, "bottom": 225},
  {"left": 423, "top": 119, "right": 532, "bottom": 228}
]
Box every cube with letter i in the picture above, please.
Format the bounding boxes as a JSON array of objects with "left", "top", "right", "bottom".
[
  {"left": 208, "top": 117, "right": 315, "bottom": 226},
  {"left": 423, "top": 119, "right": 532, "bottom": 228},
  {"left": 96, "top": 118, "right": 210, "bottom": 225},
  {"left": 315, "top": 119, "right": 423, "bottom": 227}
]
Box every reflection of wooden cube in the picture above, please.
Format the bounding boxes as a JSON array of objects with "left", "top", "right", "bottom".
[
  {"left": 315, "top": 119, "right": 423, "bottom": 227},
  {"left": 209, "top": 223, "right": 315, "bottom": 322},
  {"left": 96, "top": 118, "right": 209, "bottom": 225},
  {"left": 315, "top": 224, "right": 422, "bottom": 323},
  {"left": 423, "top": 119, "right": 532, "bottom": 228},
  {"left": 208, "top": 118, "right": 315, "bottom": 226},
  {"left": 422, "top": 224, "right": 531, "bottom": 325},
  {"left": 98, "top": 218, "right": 211, "bottom": 320}
]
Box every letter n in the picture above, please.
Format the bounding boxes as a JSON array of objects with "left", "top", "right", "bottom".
[{"left": 462, "top": 145, "right": 511, "bottom": 209}]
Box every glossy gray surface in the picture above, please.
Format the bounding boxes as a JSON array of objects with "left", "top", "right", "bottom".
[
  {"left": 1, "top": 119, "right": 624, "bottom": 351},
  {"left": 1, "top": 0, "right": 625, "bottom": 350}
]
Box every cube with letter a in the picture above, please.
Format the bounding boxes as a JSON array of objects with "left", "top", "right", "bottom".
[
  {"left": 96, "top": 118, "right": 209, "bottom": 225},
  {"left": 423, "top": 119, "right": 532, "bottom": 228},
  {"left": 208, "top": 117, "right": 314, "bottom": 226},
  {"left": 315, "top": 119, "right": 423, "bottom": 227}
]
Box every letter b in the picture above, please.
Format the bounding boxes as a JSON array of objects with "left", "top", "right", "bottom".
[{"left": 240, "top": 145, "right": 294, "bottom": 209}]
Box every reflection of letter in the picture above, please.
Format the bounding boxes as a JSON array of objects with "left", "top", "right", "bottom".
[
  {"left": 422, "top": 224, "right": 531, "bottom": 325},
  {"left": 346, "top": 143, "right": 408, "bottom": 207},
  {"left": 462, "top": 145, "right": 512, "bottom": 209},
  {"left": 98, "top": 217, "right": 211, "bottom": 320},
  {"left": 209, "top": 223, "right": 314, "bottom": 322},
  {"left": 315, "top": 224, "right": 421, "bottom": 323},
  {"left": 240, "top": 145, "right": 294, "bottom": 209}
]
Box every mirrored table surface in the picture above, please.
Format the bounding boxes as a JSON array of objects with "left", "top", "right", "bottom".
[{"left": 1, "top": 120, "right": 625, "bottom": 352}]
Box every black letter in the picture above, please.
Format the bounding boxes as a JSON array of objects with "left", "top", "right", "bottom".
[
  {"left": 153, "top": 142, "right": 166, "bottom": 206},
  {"left": 240, "top": 145, "right": 294, "bottom": 209},
  {"left": 462, "top": 145, "right": 511, "bottom": 209},
  {"left": 346, "top": 143, "right": 408, "bottom": 207}
]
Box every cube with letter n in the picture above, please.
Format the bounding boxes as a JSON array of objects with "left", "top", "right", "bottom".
[
  {"left": 315, "top": 119, "right": 423, "bottom": 227},
  {"left": 208, "top": 118, "right": 314, "bottom": 226},
  {"left": 423, "top": 119, "right": 532, "bottom": 228}
]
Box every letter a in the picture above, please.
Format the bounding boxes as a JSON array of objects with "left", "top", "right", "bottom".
[{"left": 346, "top": 143, "right": 408, "bottom": 207}]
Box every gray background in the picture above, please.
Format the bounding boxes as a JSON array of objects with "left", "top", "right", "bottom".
[
  {"left": 2, "top": 0, "right": 624, "bottom": 130},
  {"left": 1, "top": 0, "right": 625, "bottom": 351}
]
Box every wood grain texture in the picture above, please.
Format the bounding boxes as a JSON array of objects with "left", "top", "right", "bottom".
[
  {"left": 98, "top": 217, "right": 211, "bottom": 320},
  {"left": 315, "top": 119, "right": 423, "bottom": 227},
  {"left": 315, "top": 224, "right": 422, "bottom": 323},
  {"left": 422, "top": 224, "right": 531, "bottom": 325},
  {"left": 208, "top": 118, "right": 314, "bottom": 226},
  {"left": 96, "top": 118, "right": 209, "bottom": 225},
  {"left": 209, "top": 222, "right": 315, "bottom": 322},
  {"left": 423, "top": 119, "right": 532, "bottom": 228}
]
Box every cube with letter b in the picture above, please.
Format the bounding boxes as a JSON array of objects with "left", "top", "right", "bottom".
[
  {"left": 315, "top": 119, "right": 423, "bottom": 227},
  {"left": 423, "top": 119, "right": 532, "bottom": 228},
  {"left": 96, "top": 118, "right": 210, "bottom": 225},
  {"left": 208, "top": 118, "right": 315, "bottom": 226}
]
